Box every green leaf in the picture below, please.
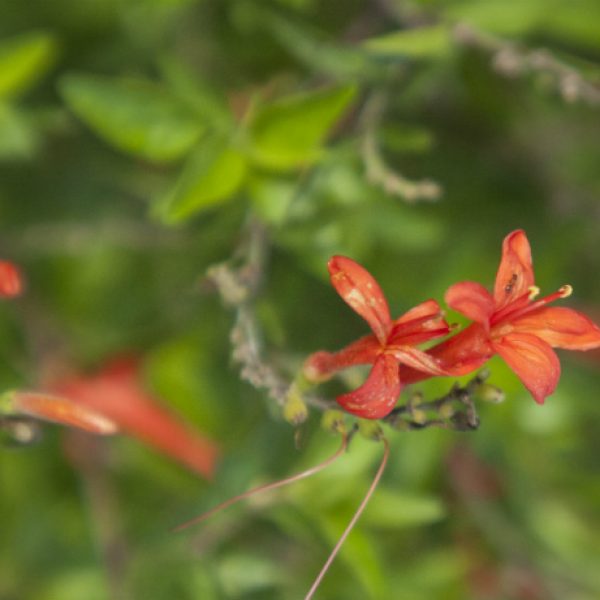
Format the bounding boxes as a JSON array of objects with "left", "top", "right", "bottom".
[
  {"left": 247, "top": 84, "right": 357, "bottom": 171},
  {"left": 363, "top": 25, "right": 452, "bottom": 59},
  {"left": 247, "top": 174, "right": 296, "bottom": 226},
  {"left": 0, "top": 31, "right": 58, "bottom": 99},
  {"left": 444, "top": 0, "right": 547, "bottom": 38},
  {"left": 59, "top": 74, "right": 204, "bottom": 163},
  {"left": 262, "top": 10, "right": 384, "bottom": 80},
  {"left": 360, "top": 488, "right": 446, "bottom": 528},
  {"left": 0, "top": 102, "right": 39, "bottom": 160},
  {"left": 158, "top": 55, "right": 233, "bottom": 129},
  {"left": 157, "top": 136, "right": 247, "bottom": 223}
]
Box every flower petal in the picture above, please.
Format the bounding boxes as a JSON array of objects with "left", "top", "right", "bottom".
[
  {"left": 53, "top": 360, "right": 219, "bottom": 478},
  {"left": 394, "top": 299, "right": 443, "bottom": 325},
  {"left": 511, "top": 307, "right": 600, "bottom": 351},
  {"left": 387, "top": 345, "right": 448, "bottom": 376},
  {"left": 388, "top": 299, "right": 450, "bottom": 345},
  {"left": 493, "top": 332, "right": 560, "bottom": 404},
  {"left": 445, "top": 281, "right": 495, "bottom": 327},
  {"left": 336, "top": 353, "right": 400, "bottom": 419},
  {"left": 398, "top": 323, "right": 493, "bottom": 384},
  {"left": 0, "top": 261, "right": 23, "bottom": 298},
  {"left": 328, "top": 256, "right": 391, "bottom": 344},
  {"left": 493, "top": 230, "right": 535, "bottom": 309},
  {"left": 11, "top": 391, "right": 119, "bottom": 435},
  {"left": 303, "top": 335, "right": 381, "bottom": 382}
]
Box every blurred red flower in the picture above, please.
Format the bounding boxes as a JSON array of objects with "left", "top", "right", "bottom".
[
  {"left": 0, "top": 260, "right": 23, "bottom": 298},
  {"left": 12, "top": 357, "right": 218, "bottom": 478}
]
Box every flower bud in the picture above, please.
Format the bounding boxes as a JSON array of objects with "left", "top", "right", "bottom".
[
  {"left": 283, "top": 386, "right": 308, "bottom": 426},
  {"left": 321, "top": 410, "right": 346, "bottom": 434},
  {"left": 477, "top": 383, "right": 505, "bottom": 404},
  {"left": 358, "top": 419, "right": 384, "bottom": 441}
]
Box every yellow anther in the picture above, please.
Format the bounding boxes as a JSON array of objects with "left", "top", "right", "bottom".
[
  {"left": 559, "top": 284, "right": 573, "bottom": 298},
  {"left": 528, "top": 286, "right": 540, "bottom": 300}
]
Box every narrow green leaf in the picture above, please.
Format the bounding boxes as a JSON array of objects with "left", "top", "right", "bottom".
[
  {"left": 59, "top": 74, "right": 204, "bottom": 163},
  {"left": 360, "top": 488, "right": 446, "bottom": 528},
  {"left": 158, "top": 136, "right": 247, "bottom": 223},
  {"left": 247, "top": 84, "right": 357, "bottom": 171},
  {"left": 444, "top": 0, "right": 547, "bottom": 37},
  {"left": 0, "top": 31, "right": 58, "bottom": 99},
  {"left": 363, "top": 25, "right": 451, "bottom": 59},
  {"left": 262, "top": 10, "right": 383, "bottom": 80}
]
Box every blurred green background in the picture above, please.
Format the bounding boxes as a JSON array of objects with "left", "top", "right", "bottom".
[{"left": 1, "top": 0, "right": 600, "bottom": 598}]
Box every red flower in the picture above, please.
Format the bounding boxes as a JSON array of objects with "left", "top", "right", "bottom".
[
  {"left": 304, "top": 256, "right": 451, "bottom": 419},
  {"left": 11, "top": 357, "right": 218, "bottom": 478},
  {"left": 402, "top": 230, "right": 600, "bottom": 404},
  {"left": 0, "top": 260, "right": 23, "bottom": 298}
]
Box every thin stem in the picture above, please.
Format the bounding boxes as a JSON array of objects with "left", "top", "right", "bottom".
[
  {"left": 304, "top": 437, "right": 390, "bottom": 600},
  {"left": 173, "top": 434, "right": 347, "bottom": 533}
]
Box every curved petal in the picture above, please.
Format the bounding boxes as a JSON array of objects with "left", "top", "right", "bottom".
[
  {"left": 493, "top": 230, "right": 535, "bottom": 309},
  {"left": 511, "top": 307, "right": 600, "bottom": 351},
  {"left": 389, "top": 299, "right": 450, "bottom": 345},
  {"left": 336, "top": 353, "right": 400, "bottom": 419},
  {"left": 388, "top": 346, "right": 448, "bottom": 376},
  {"left": 303, "top": 335, "right": 381, "bottom": 382},
  {"left": 11, "top": 391, "right": 118, "bottom": 435},
  {"left": 493, "top": 332, "right": 560, "bottom": 404},
  {"left": 328, "top": 256, "right": 391, "bottom": 344},
  {"left": 394, "top": 299, "right": 443, "bottom": 325},
  {"left": 445, "top": 281, "right": 494, "bottom": 327},
  {"left": 398, "top": 323, "right": 493, "bottom": 384}
]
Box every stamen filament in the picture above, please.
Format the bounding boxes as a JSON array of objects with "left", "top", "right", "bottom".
[
  {"left": 172, "top": 434, "right": 348, "bottom": 533},
  {"left": 491, "top": 284, "right": 574, "bottom": 326},
  {"left": 304, "top": 437, "right": 390, "bottom": 600}
]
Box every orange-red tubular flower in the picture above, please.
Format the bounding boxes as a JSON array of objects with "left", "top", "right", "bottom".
[
  {"left": 12, "top": 358, "right": 218, "bottom": 479},
  {"left": 402, "top": 230, "right": 600, "bottom": 404},
  {"left": 0, "top": 261, "right": 23, "bottom": 298},
  {"left": 304, "top": 256, "right": 451, "bottom": 419}
]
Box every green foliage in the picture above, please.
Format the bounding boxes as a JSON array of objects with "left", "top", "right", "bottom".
[
  {"left": 0, "top": 31, "right": 58, "bottom": 99},
  {"left": 363, "top": 25, "right": 452, "bottom": 59},
  {"left": 158, "top": 136, "right": 247, "bottom": 223},
  {"left": 247, "top": 84, "right": 357, "bottom": 170},
  {"left": 59, "top": 74, "right": 204, "bottom": 163},
  {"left": 2, "top": 1, "right": 600, "bottom": 599}
]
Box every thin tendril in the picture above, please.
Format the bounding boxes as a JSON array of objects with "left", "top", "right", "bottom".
[
  {"left": 304, "top": 437, "right": 390, "bottom": 600},
  {"left": 173, "top": 433, "right": 348, "bottom": 533}
]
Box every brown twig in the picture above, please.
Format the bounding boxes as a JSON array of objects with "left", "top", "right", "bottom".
[
  {"left": 360, "top": 93, "right": 442, "bottom": 203},
  {"left": 453, "top": 23, "right": 600, "bottom": 107}
]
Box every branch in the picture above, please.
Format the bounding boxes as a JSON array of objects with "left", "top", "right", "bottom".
[
  {"left": 454, "top": 23, "right": 600, "bottom": 107},
  {"left": 360, "top": 93, "right": 443, "bottom": 204}
]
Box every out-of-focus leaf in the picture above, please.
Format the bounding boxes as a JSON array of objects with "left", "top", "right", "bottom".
[
  {"left": 158, "top": 55, "right": 233, "bottom": 129},
  {"left": 262, "top": 10, "right": 384, "bottom": 80},
  {"left": 316, "top": 512, "right": 388, "bottom": 598},
  {"left": 248, "top": 174, "right": 296, "bottom": 226},
  {"left": 360, "top": 487, "right": 446, "bottom": 528},
  {"left": 36, "top": 568, "right": 107, "bottom": 600},
  {"left": 381, "top": 124, "right": 435, "bottom": 154},
  {"left": 0, "top": 31, "right": 58, "bottom": 99},
  {"left": 0, "top": 102, "right": 39, "bottom": 160},
  {"left": 363, "top": 25, "right": 452, "bottom": 59},
  {"left": 59, "top": 74, "right": 204, "bottom": 163},
  {"left": 247, "top": 84, "right": 357, "bottom": 170},
  {"left": 218, "top": 554, "right": 284, "bottom": 596},
  {"left": 444, "top": 0, "right": 546, "bottom": 37},
  {"left": 157, "top": 136, "right": 247, "bottom": 223}
]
